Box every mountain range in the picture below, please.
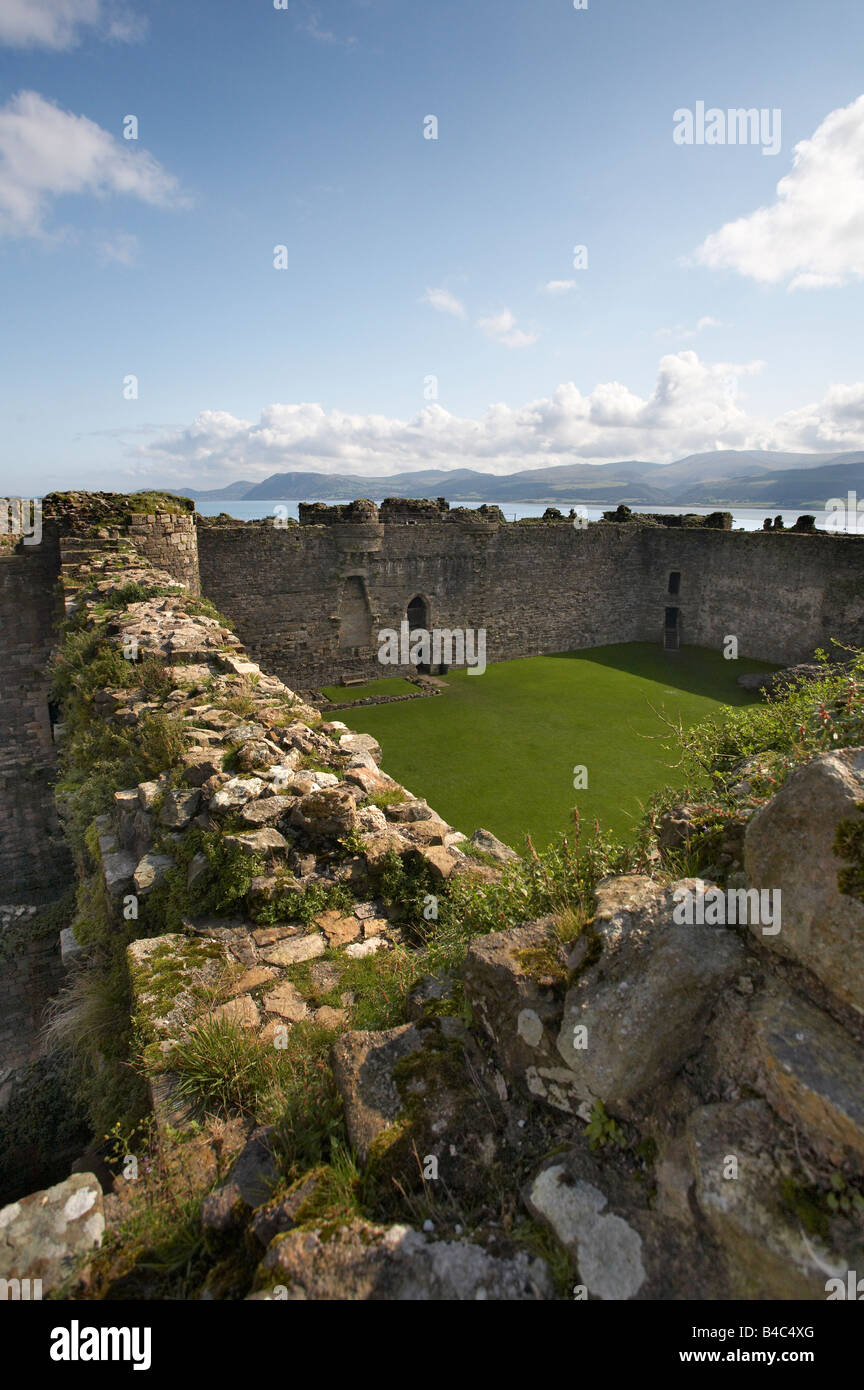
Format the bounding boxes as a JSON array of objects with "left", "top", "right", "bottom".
[{"left": 175, "top": 450, "right": 864, "bottom": 509}]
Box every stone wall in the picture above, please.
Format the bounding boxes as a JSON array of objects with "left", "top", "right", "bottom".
[
  {"left": 0, "top": 501, "right": 198, "bottom": 1093},
  {"left": 127, "top": 512, "right": 200, "bottom": 594},
  {"left": 0, "top": 536, "right": 70, "bottom": 1096},
  {"left": 0, "top": 535, "right": 68, "bottom": 897},
  {"left": 197, "top": 517, "right": 864, "bottom": 688}
]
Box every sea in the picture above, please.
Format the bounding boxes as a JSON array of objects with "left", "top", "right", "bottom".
[{"left": 195, "top": 499, "right": 853, "bottom": 532}]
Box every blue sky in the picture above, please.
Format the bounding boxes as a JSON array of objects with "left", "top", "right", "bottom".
[{"left": 1, "top": 0, "right": 863, "bottom": 493}]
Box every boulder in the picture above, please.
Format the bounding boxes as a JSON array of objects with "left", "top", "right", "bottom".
[
  {"left": 331, "top": 1025, "right": 424, "bottom": 1164},
  {"left": 526, "top": 1164, "right": 646, "bottom": 1301},
  {"left": 240, "top": 796, "right": 296, "bottom": 826},
  {"left": 101, "top": 849, "right": 137, "bottom": 898},
  {"left": 201, "top": 1127, "right": 279, "bottom": 1233},
  {"left": 386, "top": 799, "right": 435, "bottom": 823},
  {"left": 344, "top": 766, "right": 398, "bottom": 797},
  {"left": 408, "top": 844, "right": 459, "bottom": 879},
  {"left": 250, "top": 1172, "right": 323, "bottom": 1247},
  {"left": 290, "top": 788, "right": 357, "bottom": 840},
  {"left": 204, "top": 993, "right": 261, "bottom": 1030},
  {"left": 133, "top": 852, "right": 174, "bottom": 896},
  {"left": 235, "top": 740, "right": 276, "bottom": 772},
  {"left": 344, "top": 938, "right": 388, "bottom": 959},
  {"left": 751, "top": 990, "right": 864, "bottom": 1163},
  {"left": 555, "top": 877, "right": 744, "bottom": 1110},
  {"left": 223, "top": 827, "right": 289, "bottom": 857},
  {"left": 262, "top": 981, "right": 311, "bottom": 1023},
  {"left": 137, "top": 780, "right": 161, "bottom": 809},
  {"left": 159, "top": 788, "right": 201, "bottom": 829},
  {"left": 524, "top": 1148, "right": 721, "bottom": 1301},
  {"left": 470, "top": 828, "right": 519, "bottom": 863},
  {"left": 253, "top": 1219, "right": 552, "bottom": 1300},
  {"left": 463, "top": 919, "right": 577, "bottom": 1113},
  {"left": 359, "top": 829, "right": 410, "bottom": 872},
  {"left": 686, "top": 1099, "right": 857, "bottom": 1299},
  {"left": 744, "top": 747, "right": 864, "bottom": 1014},
  {"left": 209, "top": 776, "right": 265, "bottom": 811},
  {"left": 317, "top": 910, "right": 362, "bottom": 947},
  {"left": 261, "top": 933, "right": 326, "bottom": 966},
  {"left": 0, "top": 1173, "right": 104, "bottom": 1293},
  {"left": 338, "top": 732, "right": 382, "bottom": 764}
]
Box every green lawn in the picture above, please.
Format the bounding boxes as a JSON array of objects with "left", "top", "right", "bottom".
[
  {"left": 330, "top": 643, "right": 778, "bottom": 849},
  {"left": 323, "top": 676, "right": 417, "bottom": 703}
]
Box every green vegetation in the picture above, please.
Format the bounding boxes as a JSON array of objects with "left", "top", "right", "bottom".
[
  {"left": 123, "top": 491, "right": 194, "bottom": 516},
  {"left": 584, "top": 1100, "right": 628, "bottom": 1152},
  {"left": 44, "top": 534, "right": 864, "bottom": 1299},
  {"left": 328, "top": 643, "right": 778, "bottom": 845},
  {"left": 323, "top": 677, "right": 417, "bottom": 703}
]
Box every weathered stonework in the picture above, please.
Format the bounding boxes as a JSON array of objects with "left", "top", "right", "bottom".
[
  {"left": 197, "top": 514, "right": 864, "bottom": 688},
  {"left": 1, "top": 491, "right": 864, "bottom": 1301}
]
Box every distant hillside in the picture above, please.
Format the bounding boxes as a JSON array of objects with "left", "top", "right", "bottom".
[
  {"left": 678, "top": 456, "right": 864, "bottom": 508},
  {"left": 649, "top": 449, "right": 844, "bottom": 489},
  {"left": 174, "top": 449, "right": 864, "bottom": 508}
]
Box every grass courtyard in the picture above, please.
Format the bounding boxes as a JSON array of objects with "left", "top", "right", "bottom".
[{"left": 325, "top": 643, "right": 778, "bottom": 849}]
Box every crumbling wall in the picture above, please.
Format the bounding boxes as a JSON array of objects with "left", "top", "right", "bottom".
[
  {"left": 197, "top": 516, "right": 864, "bottom": 688},
  {"left": 0, "top": 535, "right": 68, "bottom": 896}
]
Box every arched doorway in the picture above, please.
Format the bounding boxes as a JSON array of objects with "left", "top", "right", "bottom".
[
  {"left": 406, "top": 595, "right": 429, "bottom": 630},
  {"left": 406, "top": 595, "right": 431, "bottom": 673}
]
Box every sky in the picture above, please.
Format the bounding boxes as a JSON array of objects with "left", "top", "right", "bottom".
[{"left": 1, "top": 0, "right": 864, "bottom": 494}]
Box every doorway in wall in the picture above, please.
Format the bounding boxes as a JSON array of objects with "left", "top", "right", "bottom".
[
  {"left": 664, "top": 606, "right": 680, "bottom": 651},
  {"left": 406, "top": 594, "right": 431, "bottom": 673}
]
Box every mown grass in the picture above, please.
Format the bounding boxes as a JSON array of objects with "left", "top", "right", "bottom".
[
  {"left": 323, "top": 677, "right": 418, "bottom": 703},
  {"left": 331, "top": 643, "right": 778, "bottom": 846}
]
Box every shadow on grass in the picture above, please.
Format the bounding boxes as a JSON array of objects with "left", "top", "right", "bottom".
[{"left": 544, "top": 642, "right": 781, "bottom": 704}]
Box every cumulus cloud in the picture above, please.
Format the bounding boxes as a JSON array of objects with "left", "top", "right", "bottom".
[
  {"left": 131, "top": 351, "right": 840, "bottom": 487},
  {"left": 692, "top": 93, "right": 864, "bottom": 290},
  {"left": 543, "top": 280, "right": 577, "bottom": 294},
  {"left": 477, "top": 309, "right": 538, "bottom": 348},
  {"left": 763, "top": 382, "right": 864, "bottom": 452},
  {"left": 0, "top": 0, "right": 146, "bottom": 49},
  {"left": 0, "top": 91, "right": 189, "bottom": 240},
  {"left": 420, "top": 287, "right": 466, "bottom": 318}
]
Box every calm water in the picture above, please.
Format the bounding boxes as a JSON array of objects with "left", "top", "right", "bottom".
[{"left": 196, "top": 499, "right": 847, "bottom": 531}]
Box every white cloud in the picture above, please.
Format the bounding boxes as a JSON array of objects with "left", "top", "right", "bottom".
[
  {"left": 134, "top": 350, "right": 836, "bottom": 486},
  {"left": 0, "top": 0, "right": 146, "bottom": 50},
  {"left": 543, "top": 280, "right": 576, "bottom": 294},
  {"left": 692, "top": 93, "right": 864, "bottom": 290},
  {"left": 294, "top": 2, "right": 357, "bottom": 46},
  {"left": 0, "top": 91, "right": 189, "bottom": 241},
  {"left": 420, "top": 286, "right": 466, "bottom": 318},
  {"left": 763, "top": 382, "right": 864, "bottom": 452},
  {"left": 99, "top": 231, "right": 138, "bottom": 264},
  {"left": 477, "top": 309, "right": 538, "bottom": 348},
  {"left": 657, "top": 315, "right": 727, "bottom": 339}
]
